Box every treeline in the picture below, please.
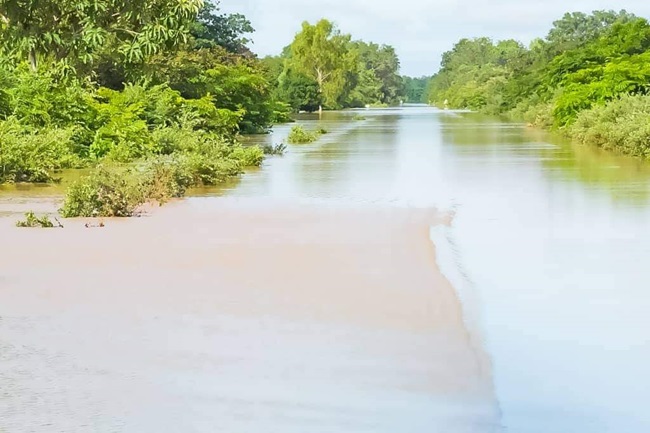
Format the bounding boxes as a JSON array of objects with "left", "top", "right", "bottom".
[
  {"left": 0, "top": 1, "right": 415, "bottom": 216},
  {"left": 428, "top": 10, "right": 650, "bottom": 158},
  {"left": 402, "top": 76, "right": 431, "bottom": 104},
  {"left": 261, "top": 19, "right": 405, "bottom": 112},
  {"left": 0, "top": 1, "right": 280, "bottom": 189}
]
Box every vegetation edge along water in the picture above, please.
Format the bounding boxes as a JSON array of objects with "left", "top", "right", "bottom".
[
  {"left": 425, "top": 9, "right": 650, "bottom": 159},
  {"left": 0, "top": 1, "right": 410, "bottom": 218},
  {"left": 2, "top": 3, "right": 650, "bottom": 221}
]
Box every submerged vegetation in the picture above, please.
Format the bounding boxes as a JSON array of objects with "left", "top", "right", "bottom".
[
  {"left": 287, "top": 125, "right": 327, "bottom": 144},
  {"left": 16, "top": 212, "right": 61, "bottom": 228},
  {"left": 263, "top": 143, "right": 287, "bottom": 155},
  {"left": 0, "top": 0, "right": 278, "bottom": 213},
  {"left": 4, "top": 1, "right": 649, "bottom": 222},
  {"left": 0, "top": 1, "right": 415, "bottom": 218},
  {"left": 427, "top": 9, "right": 650, "bottom": 158}
]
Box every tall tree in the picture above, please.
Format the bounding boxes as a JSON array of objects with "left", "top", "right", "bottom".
[
  {"left": 286, "top": 19, "right": 355, "bottom": 112},
  {"left": 546, "top": 9, "right": 635, "bottom": 54},
  {"left": 351, "top": 41, "right": 402, "bottom": 105}
]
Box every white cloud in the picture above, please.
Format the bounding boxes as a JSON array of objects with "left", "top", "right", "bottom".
[{"left": 219, "top": 0, "right": 650, "bottom": 76}]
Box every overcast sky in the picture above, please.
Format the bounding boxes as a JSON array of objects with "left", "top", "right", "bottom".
[{"left": 219, "top": 0, "right": 650, "bottom": 77}]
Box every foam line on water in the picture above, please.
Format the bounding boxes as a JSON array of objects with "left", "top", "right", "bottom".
[{"left": 429, "top": 217, "right": 503, "bottom": 430}]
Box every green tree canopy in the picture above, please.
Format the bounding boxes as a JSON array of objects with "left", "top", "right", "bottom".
[
  {"left": 286, "top": 19, "right": 356, "bottom": 111},
  {"left": 0, "top": 0, "right": 204, "bottom": 70},
  {"left": 191, "top": 1, "right": 254, "bottom": 55}
]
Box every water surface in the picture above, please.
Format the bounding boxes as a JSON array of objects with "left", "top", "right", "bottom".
[
  {"left": 2, "top": 106, "right": 650, "bottom": 432},
  {"left": 204, "top": 106, "right": 650, "bottom": 432}
]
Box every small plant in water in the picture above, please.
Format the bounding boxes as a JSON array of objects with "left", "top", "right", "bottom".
[
  {"left": 352, "top": 114, "right": 367, "bottom": 121},
  {"left": 16, "top": 211, "right": 62, "bottom": 228},
  {"left": 287, "top": 125, "right": 327, "bottom": 144},
  {"left": 263, "top": 143, "right": 287, "bottom": 155}
]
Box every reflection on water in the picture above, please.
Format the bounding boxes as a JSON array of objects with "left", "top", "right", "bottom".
[
  {"left": 0, "top": 169, "right": 89, "bottom": 217},
  {"left": 203, "top": 106, "right": 650, "bottom": 432}
]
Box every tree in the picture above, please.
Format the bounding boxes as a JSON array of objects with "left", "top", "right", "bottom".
[
  {"left": 402, "top": 76, "right": 431, "bottom": 103},
  {"left": 351, "top": 41, "right": 402, "bottom": 105},
  {"left": 0, "top": 0, "right": 204, "bottom": 71},
  {"left": 286, "top": 19, "right": 355, "bottom": 112},
  {"left": 277, "top": 67, "right": 321, "bottom": 112},
  {"left": 191, "top": 1, "right": 254, "bottom": 55},
  {"left": 546, "top": 10, "right": 635, "bottom": 52}
]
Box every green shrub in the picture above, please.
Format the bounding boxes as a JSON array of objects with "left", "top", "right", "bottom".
[
  {"left": 4, "top": 65, "right": 96, "bottom": 129},
  {"left": 60, "top": 167, "right": 146, "bottom": 217},
  {"left": 263, "top": 143, "right": 287, "bottom": 155},
  {"left": 89, "top": 86, "right": 154, "bottom": 161},
  {"left": 230, "top": 145, "right": 264, "bottom": 167},
  {"left": 523, "top": 102, "right": 555, "bottom": 128},
  {"left": 138, "top": 156, "right": 195, "bottom": 202},
  {"left": 569, "top": 94, "right": 650, "bottom": 158},
  {"left": 0, "top": 118, "right": 79, "bottom": 182},
  {"left": 60, "top": 136, "right": 264, "bottom": 217},
  {"left": 287, "top": 125, "right": 325, "bottom": 144},
  {"left": 16, "top": 211, "right": 58, "bottom": 228},
  {"left": 271, "top": 101, "right": 294, "bottom": 124}
]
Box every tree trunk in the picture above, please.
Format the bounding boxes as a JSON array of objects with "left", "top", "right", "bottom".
[
  {"left": 28, "top": 48, "right": 37, "bottom": 71},
  {"left": 316, "top": 68, "right": 324, "bottom": 117}
]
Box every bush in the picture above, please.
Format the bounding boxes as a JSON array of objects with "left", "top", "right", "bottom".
[
  {"left": 0, "top": 118, "right": 79, "bottom": 182},
  {"left": 263, "top": 143, "right": 287, "bottom": 155},
  {"left": 60, "top": 137, "right": 265, "bottom": 217},
  {"left": 3, "top": 65, "right": 95, "bottom": 129},
  {"left": 287, "top": 125, "right": 325, "bottom": 144},
  {"left": 569, "top": 94, "right": 650, "bottom": 158},
  {"left": 522, "top": 102, "right": 555, "bottom": 128},
  {"left": 230, "top": 145, "right": 264, "bottom": 167},
  {"left": 60, "top": 167, "right": 146, "bottom": 217},
  {"left": 138, "top": 156, "right": 195, "bottom": 202}
]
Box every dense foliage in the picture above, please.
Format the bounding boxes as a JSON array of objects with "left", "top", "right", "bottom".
[
  {"left": 0, "top": 0, "right": 284, "bottom": 207},
  {"left": 264, "top": 19, "right": 405, "bottom": 112},
  {"left": 0, "top": 1, "right": 418, "bottom": 220},
  {"left": 402, "top": 76, "right": 431, "bottom": 103},
  {"left": 427, "top": 9, "right": 650, "bottom": 158},
  {"left": 286, "top": 125, "right": 327, "bottom": 144}
]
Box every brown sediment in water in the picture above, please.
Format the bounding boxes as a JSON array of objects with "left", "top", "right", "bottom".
[{"left": 0, "top": 199, "right": 499, "bottom": 432}]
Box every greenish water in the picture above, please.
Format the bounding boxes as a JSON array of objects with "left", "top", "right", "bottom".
[
  {"left": 0, "top": 170, "right": 89, "bottom": 217},
  {"left": 194, "top": 106, "right": 650, "bottom": 432}
]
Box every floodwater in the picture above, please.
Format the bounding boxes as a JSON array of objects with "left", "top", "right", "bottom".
[
  {"left": 203, "top": 106, "right": 650, "bottom": 432},
  {"left": 2, "top": 106, "right": 650, "bottom": 432}
]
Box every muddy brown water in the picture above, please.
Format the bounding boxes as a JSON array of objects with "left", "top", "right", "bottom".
[{"left": 2, "top": 106, "right": 650, "bottom": 432}]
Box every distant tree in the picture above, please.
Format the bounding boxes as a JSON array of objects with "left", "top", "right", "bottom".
[
  {"left": 402, "top": 76, "right": 431, "bottom": 103},
  {"left": 545, "top": 10, "right": 636, "bottom": 54},
  {"left": 286, "top": 19, "right": 356, "bottom": 112},
  {"left": 351, "top": 41, "right": 402, "bottom": 105}
]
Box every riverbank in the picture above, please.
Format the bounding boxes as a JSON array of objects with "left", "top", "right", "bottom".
[{"left": 0, "top": 199, "right": 498, "bottom": 432}]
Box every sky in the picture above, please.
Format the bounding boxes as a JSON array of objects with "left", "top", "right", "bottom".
[{"left": 219, "top": 0, "right": 650, "bottom": 77}]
